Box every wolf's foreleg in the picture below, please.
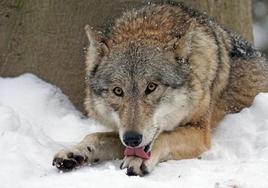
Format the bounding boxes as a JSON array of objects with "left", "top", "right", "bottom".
[
  {"left": 53, "top": 132, "right": 124, "bottom": 171},
  {"left": 121, "top": 123, "right": 210, "bottom": 176}
]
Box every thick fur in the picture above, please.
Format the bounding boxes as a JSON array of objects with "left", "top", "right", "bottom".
[{"left": 53, "top": 3, "right": 268, "bottom": 176}]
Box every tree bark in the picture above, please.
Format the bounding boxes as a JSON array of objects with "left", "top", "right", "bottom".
[
  {"left": 0, "top": 0, "right": 253, "bottom": 112},
  {"left": 180, "top": 0, "right": 253, "bottom": 42}
]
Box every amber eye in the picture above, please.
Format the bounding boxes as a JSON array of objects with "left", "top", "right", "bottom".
[
  {"left": 113, "top": 87, "right": 124, "bottom": 97},
  {"left": 145, "top": 82, "right": 158, "bottom": 95}
]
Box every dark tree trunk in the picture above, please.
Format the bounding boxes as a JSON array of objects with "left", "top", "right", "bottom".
[{"left": 0, "top": 0, "right": 253, "bottom": 112}]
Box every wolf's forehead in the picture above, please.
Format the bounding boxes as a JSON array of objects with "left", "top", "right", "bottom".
[
  {"left": 108, "top": 48, "right": 165, "bottom": 79},
  {"left": 111, "top": 45, "right": 158, "bottom": 65},
  {"left": 104, "top": 48, "right": 186, "bottom": 88}
]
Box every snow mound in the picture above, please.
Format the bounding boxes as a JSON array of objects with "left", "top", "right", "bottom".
[{"left": 0, "top": 74, "right": 267, "bottom": 188}]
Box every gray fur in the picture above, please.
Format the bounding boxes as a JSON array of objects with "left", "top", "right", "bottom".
[{"left": 89, "top": 42, "right": 188, "bottom": 98}]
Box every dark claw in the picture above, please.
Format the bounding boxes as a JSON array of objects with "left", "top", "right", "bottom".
[
  {"left": 74, "top": 155, "right": 84, "bottom": 164},
  {"left": 52, "top": 158, "right": 56, "bottom": 166},
  {"left": 120, "top": 162, "right": 124, "bottom": 169},
  {"left": 126, "top": 167, "right": 137, "bottom": 176},
  {"left": 140, "top": 163, "right": 149, "bottom": 175},
  {"left": 52, "top": 158, "right": 63, "bottom": 166}
]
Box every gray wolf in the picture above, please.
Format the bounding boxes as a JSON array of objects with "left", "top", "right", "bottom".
[{"left": 52, "top": 2, "right": 268, "bottom": 176}]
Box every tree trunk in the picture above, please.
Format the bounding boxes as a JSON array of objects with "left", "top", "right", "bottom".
[
  {"left": 0, "top": 0, "right": 253, "bottom": 112},
  {"left": 180, "top": 0, "right": 253, "bottom": 42}
]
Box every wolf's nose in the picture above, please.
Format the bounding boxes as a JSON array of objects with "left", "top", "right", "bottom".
[{"left": 123, "top": 131, "right": 142, "bottom": 147}]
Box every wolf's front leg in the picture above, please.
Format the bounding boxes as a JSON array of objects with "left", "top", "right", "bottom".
[
  {"left": 121, "top": 125, "right": 210, "bottom": 176},
  {"left": 53, "top": 132, "right": 124, "bottom": 171}
]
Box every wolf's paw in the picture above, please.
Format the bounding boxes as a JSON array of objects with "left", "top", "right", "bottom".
[
  {"left": 120, "top": 156, "right": 154, "bottom": 176},
  {"left": 52, "top": 149, "right": 88, "bottom": 172}
]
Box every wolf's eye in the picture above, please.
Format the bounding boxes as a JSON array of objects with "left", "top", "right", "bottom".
[
  {"left": 113, "top": 87, "right": 124, "bottom": 97},
  {"left": 145, "top": 82, "right": 158, "bottom": 95}
]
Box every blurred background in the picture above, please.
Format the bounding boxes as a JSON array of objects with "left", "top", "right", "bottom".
[{"left": 253, "top": 0, "right": 268, "bottom": 56}]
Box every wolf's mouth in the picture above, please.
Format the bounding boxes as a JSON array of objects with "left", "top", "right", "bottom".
[
  {"left": 123, "top": 128, "right": 160, "bottom": 159},
  {"left": 124, "top": 144, "right": 151, "bottom": 159}
]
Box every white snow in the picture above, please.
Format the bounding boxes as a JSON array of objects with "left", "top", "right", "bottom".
[{"left": 0, "top": 73, "right": 268, "bottom": 188}]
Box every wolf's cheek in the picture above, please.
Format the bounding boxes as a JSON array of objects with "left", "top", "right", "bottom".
[
  {"left": 92, "top": 96, "right": 121, "bottom": 130},
  {"left": 141, "top": 125, "right": 160, "bottom": 147},
  {"left": 153, "top": 89, "right": 191, "bottom": 131},
  {"left": 110, "top": 110, "right": 121, "bottom": 128}
]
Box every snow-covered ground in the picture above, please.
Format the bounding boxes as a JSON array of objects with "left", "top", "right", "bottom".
[{"left": 0, "top": 74, "right": 268, "bottom": 188}]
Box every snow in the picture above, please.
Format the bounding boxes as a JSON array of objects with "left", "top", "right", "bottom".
[{"left": 0, "top": 73, "right": 268, "bottom": 188}]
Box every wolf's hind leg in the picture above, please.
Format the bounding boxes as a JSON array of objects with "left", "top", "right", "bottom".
[{"left": 53, "top": 132, "right": 124, "bottom": 171}]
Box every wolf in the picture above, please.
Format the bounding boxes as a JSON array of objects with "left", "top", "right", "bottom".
[{"left": 52, "top": 2, "right": 268, "bottom": 176}]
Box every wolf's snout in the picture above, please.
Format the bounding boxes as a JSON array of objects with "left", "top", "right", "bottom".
[{"left": 123, "top": 131, "right": 142, "bottom": 147}]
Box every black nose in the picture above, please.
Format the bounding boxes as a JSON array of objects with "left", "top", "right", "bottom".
[{"left": 123, "top": 131, "right": 142, "bottom": 147}]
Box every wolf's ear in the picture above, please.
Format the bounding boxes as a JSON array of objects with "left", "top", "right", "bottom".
[
  {"left": 84, "top": 25, "right": 110, "bottom": 72},
  {"left": 167, "top": 19, "right": 196, "bottom": 59}
]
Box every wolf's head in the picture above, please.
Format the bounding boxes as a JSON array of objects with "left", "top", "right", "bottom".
[
  {"left": 84, "top": 5, "right": 217, "bottom": 149},
  {"left": 83, "top": 24, "right": 196, "bottom": 149}
]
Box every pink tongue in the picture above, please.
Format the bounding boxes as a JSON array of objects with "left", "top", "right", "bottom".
[{"left": 124, "top": 147, "right": 151, "bottom": 159}]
